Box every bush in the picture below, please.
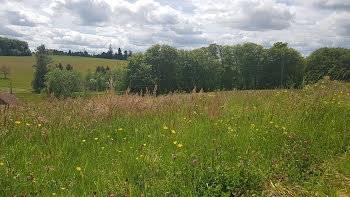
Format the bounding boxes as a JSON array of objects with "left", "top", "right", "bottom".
[{"left": 45, "top": 67, "right": 83, "bottom": 98}]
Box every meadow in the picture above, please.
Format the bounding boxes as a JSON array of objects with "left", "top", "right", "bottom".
[
  {"left": 0, "top": 78, "right": 349, "bottom": 196},
  {"left": 0, "top": 55, "right": 127, "bottom": 94}
]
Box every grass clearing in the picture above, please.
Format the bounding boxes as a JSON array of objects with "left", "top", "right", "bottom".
[
  {"left": 0, "top": 79, "right": 349, "bottom": 196},
  {"left": 0, "top": 55, "right": 127, "bottom": 93}
]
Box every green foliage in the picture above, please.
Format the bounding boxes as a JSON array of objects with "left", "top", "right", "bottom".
[
  {"left": 125, "top": 42, "right": 305, "bottom": 93},
  {"left": 306, "top": 47, "right": 350, "bottom": 83},
  {"left": 45, "top": 67, "right": 83, "bottom": 98},
  {"left": 32, "top": 45, "right": 52, "bottom": 93},
  {"left": 0, "top": 36, "right": 31, "bottom": 56},
  {"left": 85, "top": 66, "right": 126, "bottom": 92}
]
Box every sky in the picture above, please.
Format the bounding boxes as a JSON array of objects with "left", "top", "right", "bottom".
[{"left": 0, "top": 0, "right": 349, "bottom": 55}]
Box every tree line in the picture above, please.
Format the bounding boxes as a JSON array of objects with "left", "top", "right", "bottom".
[
  {"left": 32, "top": 43, "right": 350, "bottom": 97},
  {"left": 47, "top": 44, "right": 133, "bottom": 60},
  {"left": 125, "top": 43, "right": 350, "bottom": 93},
  {"left": 0, "top": 37, "right": 31, "bottom": 56}
]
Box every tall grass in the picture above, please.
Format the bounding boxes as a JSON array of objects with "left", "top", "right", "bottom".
[{"left": 0, "top": 79, "right": 349, "bottom": 196}]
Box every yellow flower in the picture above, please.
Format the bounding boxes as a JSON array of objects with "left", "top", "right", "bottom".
[
  {"left": 270, "top": 121, "right": 273, "bottom": 124},
  {"left": 123, "top": 137, "right": 126, "bottom": 140},
  {"left": 136, "top": 157, "right": 139, "bottom": 160},
  {"left": 148, "top": 135, "right": 151, "bottom": 138},
  {"left": 143, "top": 144, "right": 147, "bottom": 146},
  {"left": 282, "top": 126, "right": 286, "bottom": 130},
  {"left": 284, "top": 90, "right": 288, "bottom": 93},
  {"left": 163, "top": 126, "right": 168, "bottom": 130},
  {"left": 230, "top": 129, "right": 233, "bottom": 132},
  {"left": 177, "top": 144, "right": 183, "bottom": 147},
  {"left": 94, "top": 137, "right": 98, "bottom": 141},
  {"left": 140, "top": 155, "right": 144, "bottom": 157},
  {"left": 111, "top": 138, "right": 114, "bottom": 141},
  {"left": 183, "top": 117, "right": 187, "bottom": 120},
  {"left": 37, "top": 124, "right": 42, "bottom": 127},
  {"left": 60, "top": 187, "right": 65, "bottom": 191},
  {"left": 107, "top": 135, "right": 110, "bottom": 138},
  {"left": 283, "top": 131, "right": 288, "bottom": 135},
  {"left": 76, "top": 167, "right": 81, "bottom": 171},
  {"left": 173, "top": 141, "right": 177, "bottom": 144},
  {"left": 171, "top": 130, "right": 176, "bottom": 134},
  {"left": 101, "top": 147, "right": 105, "bottom": 150},
  {"left": 228, "top": 126, "right": 231, "bottom": 130},
  {"left": 188, "top": 120, "right": 192, "bottom": 123},
  {"left": 275, "top": 125, "right": 279, "bottom": 128},
  {"left": 0, "top": 162, "right": 4, "bottom": 166},
  {"left": 52, "top": 193, "right": 56, "bottom": 196},
  {"left": 15, "top": 121, "right": 21, "bottom": 124},
  {"left": 82, "top": 140, "right": 86, "bottom": 143},
  {"left": 26, "top": 123, "right": 31, "bottom": 126},
  {"left": 130, "top": 146, "right": 133, "bottom": 149},
  {"left": 118, "top": 128, "right": 123, "bottom": 131}
]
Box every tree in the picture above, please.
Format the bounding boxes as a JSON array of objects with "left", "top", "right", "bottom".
[
  {"left": 305, "top": 48, "right": 350, "bottom": 83},
  {"left": 32, "top": 45, "right": 52, "bottom": 93},
  {"left": 66, "top": 64, "right": 73, "bottom": 71},
  {"left": 0, "top": 65, "right": 10, "bottom": 79},
  {"left": 107, "top": 44, "right": 113, "bottom": 59},
  {"left": 117, "top": 48, "right": 123, "bottom": 60},
  {"left": 45, "top": 67, "right": 83, "bottom": 98},
  {"left": 56, "top": 63, "right": 63, "bottom": 70},
  {"left": 123, "top": 50, "right": 128, "bottom": 60}
]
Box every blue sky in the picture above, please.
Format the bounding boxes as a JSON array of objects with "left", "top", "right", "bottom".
[{"left": 0, "top": 0, "right": 349, "bottom": 55}]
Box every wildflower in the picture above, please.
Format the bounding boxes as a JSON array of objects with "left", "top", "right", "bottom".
[
  {"left": 256, "top": 129, "right": 259, "bottom": 131},
  {"left": 140, "top": 155, "right": 144, "bottom": 157},
  {"left": 270, "top": 121, "right": 273, "bottom": 124},
  {"left": 148, "top": 135, "right": 151, "bottom": 138},
  {"left": 228, "top": 126, "right": 231, "bottom": 130},
  {"left": 324, "top": 101, "right": 328, "bottom": 104},
  {"left": 76, "top": 167, "right": 81, "bottom": 171},
  {"left": 60, "top": 187, "right": 65, "bottom": 191},
  {"left": 282, "top": 126, "right": 286, "bottom": 130},
  {"left": 15, "top": 121, "right": 21, "bottom": 124},
  {"left": 130, "top": 147, "right": 133, "bottom": 149},
  {"left": 82, "top": 140, "right": 86, "bottom": 143},
  {"left": 171, "top": 130, "right": 176, "bottom": 134},
  {"left": 177, "top": 144, "right": 183, "bottom": 147},
  {"left": 111, "top": 138, "right": 114, "bottom": 141},
  {"left": 275, "top": 125, "right": 279, "bottom": 128},
  {"left": 251, "top": 124, "right": 255, "bottom": 128},
  {"left": 37, "top": 124, "right": 42, "bottom": 127},
  {"left": 193, "top": 159, "right": 197, "bottom": 164},
  {"left": 52, "top": 193, "right": 56, "bottom": 196},
  {"left": 110, "top": 194, "right": 115, "bottom": 197},
  {"left": 101, "top": 147, "right": 105, "bottom": 150},
  {"left": 26, "top": 123, "right": 31, "bottom": 126},
  {"left": 136, "top": 157, "right": 139, "bottom": 160},
  {"left": 173, "top": 141, "right": 177, "bottom": 145},
  {"left": 0, "top": 162, "right": 4, "bottom": 166},
  {"left": 163, "top": 126, "right": 168, "bottom": 130},
  {"left": 107, "top": 135, "right": 110, "bottom": 138},
  {"left": 231, "top": 129, "right": 234, "bottom": 132},
  {"left": 143, "top": 144, "right": 146, "bottom": 147},
  {"left": 141, "top": 194, "right": 144, "bottom": 197},
  {"left": 123, "top": 137, "right": 126, "bottom": 140},
  {"left": 94, "top": 138, "right": 98, "bottom": 141},
  {"left": 283, "top": 131, "right": 288, "bottom": 135},
  {"left": 172, "top": 155, "right": 176, "bottom": 159},
  {"left": 118, "top": 128, "right": 123, "bottom": 131},
  {"left": 183, "top": 117, "right": 187, "bottom": 120},
  {"left": 188, "top": 120, "right": 192, "bottom": 123}
]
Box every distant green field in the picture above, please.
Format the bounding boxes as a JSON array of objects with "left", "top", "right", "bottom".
[{"left": 0, "top": 55, "right": 127, "bottom": 93}]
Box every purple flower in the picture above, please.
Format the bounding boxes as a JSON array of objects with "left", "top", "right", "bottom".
[
  {"left": 193, "top": 159, "right": 197, "bottom": 164},
  {"left": 172, "top": 155, "right": 176, "bottom": 159},
  {"left": 141, "top": 194, "right": 145, "bottom": 197}
]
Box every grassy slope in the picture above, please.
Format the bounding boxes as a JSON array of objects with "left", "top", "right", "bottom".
[
  {"left": 0, "top": 55, "right": 127, "bottom": 93},
  {"left": 0, "top": 79, "right": 349, "bottom": 196}
]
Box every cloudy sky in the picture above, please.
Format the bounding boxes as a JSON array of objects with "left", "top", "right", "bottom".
[{"left": 0, "top": 0, "right": 349, "bottom": 55}]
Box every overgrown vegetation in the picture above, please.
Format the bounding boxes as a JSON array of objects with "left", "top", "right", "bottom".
[{"left": 0, "top": 78, "right": 349, "bottom": 196}]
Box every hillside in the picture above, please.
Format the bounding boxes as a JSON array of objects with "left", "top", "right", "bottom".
[{"left": 0, "top": 55, "right": 127, "bottom": 94}]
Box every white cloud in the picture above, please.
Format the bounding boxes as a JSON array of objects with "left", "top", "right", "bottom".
[{"left": 0, "top": 0, "right": 348, "bottom": 55}]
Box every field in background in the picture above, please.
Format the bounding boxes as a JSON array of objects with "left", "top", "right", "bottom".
[
  {"left": 0, "top": 79, "right": 349, "bottom": 196},
  {"left": 0, "top": 55, "right": 127, "bottom": 94}
]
